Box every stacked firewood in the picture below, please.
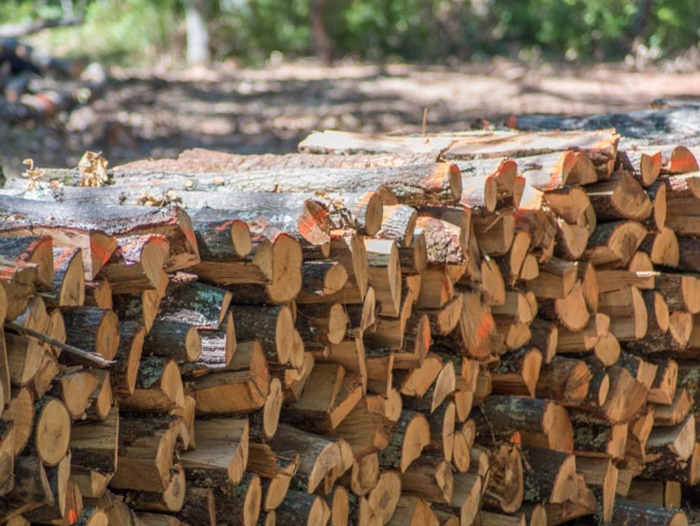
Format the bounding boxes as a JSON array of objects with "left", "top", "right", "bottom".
[{"left": 0, "top": 128, "right": 698, "bottom": 526}]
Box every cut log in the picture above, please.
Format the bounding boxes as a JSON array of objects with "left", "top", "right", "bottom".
[
  {"left": 190, "top": 340, "right": 270, "bottom": 414},
  {"left": 482, "top": 444, "right": 524, "bottom": 514},
  {"left": 446, "top": 471, "right": 481, "bottom": 525},
  {"left": 535, "top": 356, "right": 592, "bottom": 406},
  {"left": 612, "top": 498, "right": 688, "bottom": 526},
  {"left": 191, "top": 208, "right": 252, "bottom": 261},
  {"left": 576, "top": 453, "right": 618, "bottom": 522},
  {"left": 0, "top": 197, "right": 200, "bottom": 273},
  {"left": 538, "top": 281, "right": 590, "bottom": 332},
  {"left": 62, "top": 307, "right": 119, "bottom": 361},
  {"left": 526, "top": 258, "right": 578, "bottom": 300},
  {"left": 475, "top": 395, "right": 574, "bottom": 453},
  {"left": 0, "top": 456, "right": 53, "bottom": 520},
  {"left": 175, "top": 485, "right": 216, "bottom": 526},
  {"left": 109, "top": 414, "right": 181, "bottom": 492},
  {"left": 267, "top": 424, "right": 352, "bottom": 494},
  {"left": 522, "top": 446, "right": 577, "bottom": 504},
  {"left": 362, "top": 469, "right": 402, "bottom": 525},
  {"left": 180, "top": 417, "right": 249, "bottom": 485},
  {"left": 282, "top": 363, "right": 363, "bottom": 433},
  {"left": 44, "top": 246, "right": 84, "bottom": 307},
  {"left": 230, "top": 304, "right": 301, "bottom": 367},
  {"left": 400, "top": 456, "right": 453, "bottom": 504},
  {"left": 33, "top": 397, "right": 71, "bottom": 467},
  {"left": 0, "top": 236, "right": 53, "bottom": 290},
  {"left": 583, "top": 220, "right": 647, "bottom": 267},
  {"left": 598, "top": 286, "right": 648, "bottom": 341},
  {"left": 378, "top": 410, "right": 431, "bottom": 473},
  {"left": 491, "top": 347, "right": 542, "bottom": 398},
  {"left": 586, "top": 171, "right": 653, "bottom": 222},
  {"left": 143, "top": 318, "right": 202, "bottom": 363},
  {"left": 387, "top": 495, "right": 438, "bottom": 526},
  {"left": 100, "top": 234, "right": 169, "bottom": 294},
  {"left": 365, "top": 239, "right": 402, "bottom": 317},
  {"left": 119, "top": 356, "right": 185, "bottom": 412}
]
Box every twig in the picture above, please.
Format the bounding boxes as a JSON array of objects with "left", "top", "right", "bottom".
[{"left": 6, "top": 321, "right": 115, "bottom": 368}]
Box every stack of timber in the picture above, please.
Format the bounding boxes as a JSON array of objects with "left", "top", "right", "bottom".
[{"left": 0, "top": 128, "right": 700, "bottom": 525}]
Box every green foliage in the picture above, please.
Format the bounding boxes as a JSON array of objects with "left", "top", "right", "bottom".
[{"left": 2, "top": 0, "right": 699, "bottom": 65}]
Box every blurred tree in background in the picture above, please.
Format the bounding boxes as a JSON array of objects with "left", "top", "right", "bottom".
[{"left": 2, "top": 0, "right": 699, "bottom": 66}]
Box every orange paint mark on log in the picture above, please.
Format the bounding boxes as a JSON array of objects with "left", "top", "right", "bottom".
[
  {"left": 425, "top": 164, "right": 451, "bottom": 189},
  {"left": 215, "top": 220, "right": 235, "bottom": 233},
  {"left": 53, "top": 247, "right": 74, "bottom": 267},
  {"left": 297, "top": 208, "right": 329, "bottom": 239}
]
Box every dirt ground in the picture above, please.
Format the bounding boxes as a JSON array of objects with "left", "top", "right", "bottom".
[{"left": 2, "top": 59, "right": 700, "bottom": 177}]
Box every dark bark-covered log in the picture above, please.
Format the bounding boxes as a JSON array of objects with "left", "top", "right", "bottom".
[
  {"left": 143, "top": 318, "right": 202, "bottom": 363},
  {"left": 230, "top": 304, "right": 302, "bottom": 367},
  {"left": 109, "top": 414, "right": 181, "bottom": 493},
  {"left": 175, "top": 485, "right": 216, "bottom": 526},
  {"left": 158, "top": 281, "right": 232, "bottom": 329},
  {"left": 62, "top": 307, "right": 119, "bottom": 361},
  {"left": 119, "top": 356, "right": 185, "bottom": 412},
  {"left": 583, "top": 220, "right": 647, "bottom": 267},
  {"left": 586, "top": 171, "right": 653, "bottom": 222},
  {"left": 535, "top": 356, "right": 592, "bottom": 406},
  {"left": 378, "top": 409, "right": 431, "bottom": 473},
  {"left": 191, "top": 208, "right": 252, "bottom": 261},
  {"left": 296, "top": 260, "right": 348, "bottom": 303},
  {"left": 612, "top": 498, "right": 688, "bottom": 526},
  {"left": 475, "top": 395, "right": 574, "bottom": 453},
  {"left": 522, "top": 446, "right": 577, "bottom": 504},
  {"left": 0, "top": 456, "right": 53, "bottom": 520},
  {"left": 490, "top": 347, "right": 542, "bottom": 398},
  {"left": 267, "top": 424, "right": 352, "bottom": 494}
]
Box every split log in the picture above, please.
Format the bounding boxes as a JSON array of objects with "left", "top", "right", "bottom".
[
  {"left": 365, "top": 239, "right": 402, "bottom": 317},
  {"left": 119, "top": 356, "right": 185, "bottom": 412},
  {"left": 190, "top": 340, "right": 270, "bottom": 414},
  {"left": 387, "top": 495, "right": 438, "bottom": 526},
  {"left": 44, "top": 246, "right": 84, "bottom": 308},
  {"left": 282, "top": 363, "right": 363, "bottom": 433},
  {"left": 181, "top": 417, "right": 249, "bottom": 485}
]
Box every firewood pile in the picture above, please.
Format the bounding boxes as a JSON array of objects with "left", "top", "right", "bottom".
[
  {"left": 0, "top": 128, "right": 699, "bottom": 525},
  {"left": 0, "top": 38, "right": 106, "bottom": 123}
]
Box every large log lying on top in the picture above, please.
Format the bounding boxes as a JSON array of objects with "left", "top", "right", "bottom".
[{"left": 0, "top": 195, "right": 199, "bottom": 277}]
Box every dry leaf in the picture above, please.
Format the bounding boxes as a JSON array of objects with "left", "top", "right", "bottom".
[
  {"left": 21, "top": 158, "right": 45, "bottom": 190},
  {"left": 78, "top": 151, "right": 109, "bottom": 187}
]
